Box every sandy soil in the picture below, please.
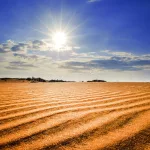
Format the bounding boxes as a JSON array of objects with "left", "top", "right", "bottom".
[{"left": 0, "top": 82, "right": 150, "bottom": 150}]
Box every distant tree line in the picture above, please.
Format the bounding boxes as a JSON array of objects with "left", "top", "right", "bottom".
[
  {"left": 0, "top": 78, "right": 106, "bottom": 83},
  {"left": 87, "top": 79, "right": 106, "bottom": 82},
  {"left": 26, "top": 77, "right": 46, "bottom": 82},
  {"left": 0, "top": 77, "right": 75, "bottom": 83}
]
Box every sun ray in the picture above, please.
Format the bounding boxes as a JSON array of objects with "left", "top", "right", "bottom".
[
  {"left": 67, "top": 19, "right": 88, "bottom": 35},
  {"left": 30, "top": 27, "right": 51, "bottom": 37},
  {"left": 63, "top": 11, "right": 78, "bottom": 33},
  {"left": 36, "top": 16, "right": 53, "bottom": 34},
  {"left": 69, "top": 32, "right": 91, "bottom": 38},
  {"left": 59, "top": 0, "right": 63, "bottom": 31},
  {"left": 48, "top": 13, "right": 57, "bottom": 30},
  {"left": 64, "top": 5, "right": 86, "bottom": 33}
]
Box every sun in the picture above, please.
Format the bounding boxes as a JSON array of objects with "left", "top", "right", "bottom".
[{"left": 52, "top": 31, "right": 68, "bottom": 49}]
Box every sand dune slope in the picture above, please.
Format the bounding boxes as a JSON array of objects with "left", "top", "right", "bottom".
[{"left": 0, "top": 82, "right": 150, "bottom": 150}]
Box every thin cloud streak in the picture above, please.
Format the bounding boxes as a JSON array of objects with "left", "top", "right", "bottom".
[{"left": 87, "top": 0, "right": 102, "bottom": 3}]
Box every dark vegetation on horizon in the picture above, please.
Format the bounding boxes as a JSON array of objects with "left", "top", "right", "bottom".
[
  {"left": 0, "top": 77, "right": 74, "bottom": 83},
  {"left": 87, "top": 79, "right": 106, "bottom": 82},
  {"left": 0, "top": 77, "right": 106, "bottom": 83}
]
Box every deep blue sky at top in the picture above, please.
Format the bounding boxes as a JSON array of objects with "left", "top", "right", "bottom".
[{"left": 0, "top": 0, "right": 150, "bottom": 54}]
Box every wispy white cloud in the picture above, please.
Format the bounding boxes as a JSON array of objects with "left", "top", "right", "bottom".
[
  {"left": 5, "top": 61, "right": 37, "bottom": 70},
  {"left": 101, "top": 50, "right": 133, "bottom": 57},
  {"left": 87, "top": 0, "right": 102, "bottom": 3}
]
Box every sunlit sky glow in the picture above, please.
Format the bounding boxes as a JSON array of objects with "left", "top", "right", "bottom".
[
  {"left": 52, "top": 31, "right": 68, "bottom": 50},
  {"left": 0, "top": 0, "right": 150, "bottom": 81}
]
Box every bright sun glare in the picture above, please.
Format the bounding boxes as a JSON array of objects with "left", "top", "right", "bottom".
[{"left": 52, "top": 31, "right": 67, "bottom": 49}]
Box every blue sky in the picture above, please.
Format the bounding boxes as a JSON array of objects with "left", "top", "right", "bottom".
[{"left": 0, "top": 0, "right": 150, "bottom": 81}]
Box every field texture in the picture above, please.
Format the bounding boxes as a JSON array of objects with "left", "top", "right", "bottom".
[{"left": 0, "top": 82, "right": 150, "bottom": 150}]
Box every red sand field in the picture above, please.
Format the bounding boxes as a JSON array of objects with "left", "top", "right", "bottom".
[{"left": 0, "top": 82, "right": 150, "bottom": 150}]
